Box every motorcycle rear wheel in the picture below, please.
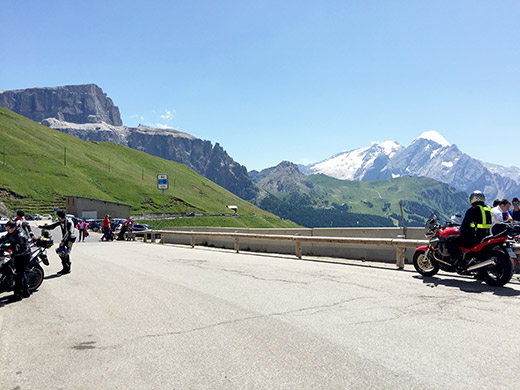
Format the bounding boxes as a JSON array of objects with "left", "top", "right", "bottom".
[
  {"left": 478, "top": 250, "right": 513, "bottom": 287},
  {"left": 413, "top": 250, "right": 439, "bottom": 277},
  {"left": 26, "top": 265, "right": 44, "bottom": 292}
]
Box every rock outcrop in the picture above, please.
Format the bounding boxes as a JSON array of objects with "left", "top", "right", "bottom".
[{"left": 0, "top": 84, "right": 122, "bottom": 126}]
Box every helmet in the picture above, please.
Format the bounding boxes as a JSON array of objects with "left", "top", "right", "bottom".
[
  {"left": 469, "top": 190, "right": 486, "bottom": 205},
  {"left": 5, "top": 220, "right": 16, "bottom": 228}
]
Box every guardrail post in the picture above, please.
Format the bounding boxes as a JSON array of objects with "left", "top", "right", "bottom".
[
  {"left": 160, "top": 233, "right": 164, "bottom": 245},
  {"left": 143, "top": 232, "right": 148, "bottom": 243},
  {"left": 190, "top": 235, "right": 195, "bottom": 248},
  {"left": 234, "top": 237, "right": 240, "bottom": 253},
  {"left": 396, "top": 235, "right": 405, "bottom": 269},
  {"left": 295, "top": 240, "right": 302, "bottom": 259}
]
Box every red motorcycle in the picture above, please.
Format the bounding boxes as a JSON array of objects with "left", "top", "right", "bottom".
[{"left": 413, "top": 214, "right": 516, "bottom": 287}]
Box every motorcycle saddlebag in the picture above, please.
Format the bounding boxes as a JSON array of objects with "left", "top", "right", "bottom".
[
  {"left": 36, "top": 237, "right": 54, "bottom": 249},
  {"left": 491, "top": 223, "right": 509, "bottom": 238}
]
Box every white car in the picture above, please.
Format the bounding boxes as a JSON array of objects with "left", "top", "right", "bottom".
[{"left": 0, "top": 220, "right": 7, "bottom": 239}]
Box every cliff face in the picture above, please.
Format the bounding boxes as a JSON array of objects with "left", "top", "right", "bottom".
[
  {"left": 0, "top": 84, "right": 122, "bottom": 126},
  {"left": 126, "top": 131, "right": 258, "bottom": 200},
  {"left": 0, "top": 84, "right": 258, "bottom": 200}
]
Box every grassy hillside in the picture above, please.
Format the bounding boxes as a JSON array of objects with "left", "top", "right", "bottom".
[
  {"left": 0, "top": 107, "right": 299, "bottom": 228},
  {"left": 307, "top": 174, "right": 468, "bottom": 223},
  {"left": 257, "top": 173, "right": 469, "bottom": 228}
]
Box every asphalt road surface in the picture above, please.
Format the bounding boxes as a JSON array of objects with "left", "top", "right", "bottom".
[{"left": 1, "top": 235, "right": 520, "bottom": 389}]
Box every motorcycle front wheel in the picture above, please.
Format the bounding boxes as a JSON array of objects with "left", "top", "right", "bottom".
[
  {"left": 26, "top": 265, "right": 44, "bottom": 292},
  {"left": 413, "top": 250, "right": 439, "bottom": 277},
  {"left": 477, "top": 250, "right": 513, "bottom": 287}
]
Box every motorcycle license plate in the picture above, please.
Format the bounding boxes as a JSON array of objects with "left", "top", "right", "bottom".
[{"left": 506, "top": 248, "right": 517, "bottom": 259}]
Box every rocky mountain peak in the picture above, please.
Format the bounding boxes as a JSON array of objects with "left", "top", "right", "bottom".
[
  {"left": 308, "top": 141, "right": 403, "bottom": 181},
  {"left": 416, "top": 130, "right": 450, "bottom": 147},
  {"left": 0, "top": 83, "right": 122, "bottom": 126},
  {"left": 306, "top": 131, "right": 520, "bottom": 201},
  {"left": 255, "top": 161, "right": 307, "bottom": 195}
]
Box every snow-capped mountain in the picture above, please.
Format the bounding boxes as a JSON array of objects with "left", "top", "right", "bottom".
[
  {"left": 482, "top": 162, "right": 520, "bottom": 186},
  {"left": 308, "top": 131, "right": 520, "bottom": 201},
  {"left": 308, "top": 141, "right": 403, "bottom": 181}
]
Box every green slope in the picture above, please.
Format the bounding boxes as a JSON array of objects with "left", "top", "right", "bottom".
[
  {"left": 256, "top": 173, "right": 469, "bottom": 228},
  {"left": 306, "top": 174, "right": 468, "bottom": 225},
  {"left": 0, "top": 107, "right": 299, "bottom": 228}
]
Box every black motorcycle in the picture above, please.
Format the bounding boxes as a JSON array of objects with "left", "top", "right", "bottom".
[{"left": 0, "top": 233, "right": 53, "bottom": 294}]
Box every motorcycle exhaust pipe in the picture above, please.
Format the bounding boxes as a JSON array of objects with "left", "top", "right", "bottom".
[{"left": 467, "top": 259, "right": 496, "bottom": 272}]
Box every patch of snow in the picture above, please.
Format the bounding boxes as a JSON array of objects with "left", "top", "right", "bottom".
[
  {"left": 377, "top": 140, "right": 402, "bottom": 157},
  {"left": 418, "top": 131, "right": 450, "bottom": 147},
  {"left": 442, "top": 161, "right": 454, "bottom": 168},
  {"left": 430, "top": 148, "right": 440, "bottom": 160},
  {"left": 311, "top": 146, "right": 370, "bottom": 180}
]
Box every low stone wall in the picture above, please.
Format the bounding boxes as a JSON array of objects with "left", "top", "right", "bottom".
[{"left": 161, "top": 227, "right": 425, "bottom": 263}]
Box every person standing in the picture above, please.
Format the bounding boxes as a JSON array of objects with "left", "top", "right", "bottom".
[
  {"left": 126, "top": 216, "right": 134, "bottom": 241},
  {"left": 76, "top": 219, "right": 88, "bottom": 242},
  {"left": 0, "top": 220, "right": 31, "bottom": 301},
  {"left": 511, "top": 198, "right": 520, "bottom": 221},
  {"left": 101, "top": 215, "right": 111, "bottom": 241},
  {"left": 39, "top": 210, "right": 75, "bottom": 275}
]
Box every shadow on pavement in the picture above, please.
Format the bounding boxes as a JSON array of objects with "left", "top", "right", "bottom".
[
  {"left": 415, "top": 275, "right": 520, "bottom": 296},
  {"left": 44, "top": 274, "right": 63, "bottom": 280},
  {"left": 0, "top": 295, "right": 14, "bottom": 308}
]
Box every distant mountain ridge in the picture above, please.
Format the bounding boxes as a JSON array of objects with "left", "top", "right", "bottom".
[
  {"left": 307, "top": 131, "right": 520, "bottom": 201},
  {"left": 0, "top": 84, "right": 258, "bottom": 200},
  {"left": 251, "top": 161, "right": 468, "bottom": 228}
]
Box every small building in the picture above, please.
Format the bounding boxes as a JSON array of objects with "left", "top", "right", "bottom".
[{"left": 65, "top": 196, "right": 132, "bottom": 219}]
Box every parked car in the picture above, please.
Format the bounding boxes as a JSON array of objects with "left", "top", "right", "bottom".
[
  {"left": 114, "top": 223, "right": 157, "bottom": 238},
  {"left": 0, "top": 220, "right": 7, "bottom": 239},
  {"left": 28, "top": 214, "right": 42, "bottom": 221},
  {"left": 41, "top": 214, "right": 54, "bottom": 221},
  {"left": 86, "top": 219, "right": 103, "bottom": 232},
  {"left": 110, "top": 218, "right": 126, "bottom": 230}
]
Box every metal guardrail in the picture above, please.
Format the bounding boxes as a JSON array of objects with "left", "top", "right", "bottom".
[{"left": 143, "top": 230, "right": 432, "bottom": 269}]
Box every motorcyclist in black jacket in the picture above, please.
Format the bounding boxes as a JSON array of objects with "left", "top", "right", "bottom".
[
  {"left": 459, "top": 190, "right": 492, "bottom": 249},
  {"left": 39, "top": 210, "right": 75, "bottom": 275},
  {"left": 0, "top": 220, "right": 31, "bottom": 301},
  {"left": 15, "top": 209, "right": 35, "bottom": 241}
]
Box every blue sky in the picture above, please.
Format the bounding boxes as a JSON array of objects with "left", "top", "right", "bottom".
[{"left": 2, "top": 0, "right": 519, "bottom": 171}]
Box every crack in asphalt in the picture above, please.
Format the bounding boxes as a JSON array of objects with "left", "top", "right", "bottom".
[
  {"left": 172, "top": 258, "right": 314, "bottom": 285},
  {"left": 97, "top": 297, "right": 374, "bottom": 350}
]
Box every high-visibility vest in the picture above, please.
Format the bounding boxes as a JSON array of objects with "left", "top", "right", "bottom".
[{"left": 469, "top": 205, "right": 492, "bottom": 229}]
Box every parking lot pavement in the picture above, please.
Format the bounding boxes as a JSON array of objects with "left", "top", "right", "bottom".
[{"left": 1, "top": 241, "right": 520, "bottom": 389}]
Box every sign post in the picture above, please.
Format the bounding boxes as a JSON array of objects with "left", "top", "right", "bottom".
[{"left": 157, "top": 174, "right": 169, "bottom": 218}]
